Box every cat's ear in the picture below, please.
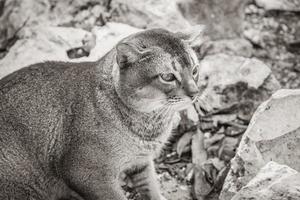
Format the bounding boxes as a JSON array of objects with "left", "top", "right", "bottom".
[
  {"left": 174, "top": 25, "right": 206, "bottom": 47},
  {"left": 116, "top": 42, "right": 143, "bottom": 68}
]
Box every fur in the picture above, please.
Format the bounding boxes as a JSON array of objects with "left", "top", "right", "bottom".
[{"left": 0, "top": 27, "right": 203, "bottom": 200}]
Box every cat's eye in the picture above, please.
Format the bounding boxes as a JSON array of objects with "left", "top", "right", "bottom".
[
  {"left": 192, "top": 66, "right": 198, "bottom": 76},
  {"left": 160, "top": 73, "right": 176, "bottom": 82}
]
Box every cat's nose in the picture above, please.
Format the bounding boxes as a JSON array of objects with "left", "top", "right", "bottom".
[
  {"left": 187, "top": 90, "right": 199, "bottom": 98},
  {"left": 184, "top": 80, "right": 199, "bottom": 98}
]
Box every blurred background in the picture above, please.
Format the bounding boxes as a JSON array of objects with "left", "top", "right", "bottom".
[{"left": 0, "top": 0, "right": 299, "bottom": 200}]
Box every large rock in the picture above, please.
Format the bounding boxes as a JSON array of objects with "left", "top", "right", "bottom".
[
  {"left": 0, "top": 0, "right": 190, "bottom": 53},
  {"left": 177, "top": 0, "right": 251, "bottom": 40},
  {"left": 197, "top": 54, "right": 280, "bottom": 119},
  {"left": 195, "top": 38, "right": 253, "bottom": 58},
  {"left": 220, "top": 89, "right": 300, "bottom": 200},
  {"left": 0, "top": 0, "right": 111, "bottom": 41},
  {"left": 255, "top": 0, "right": 300, "bottom": 11},
  {"left": 232, "top": 161, "right": 300, "bottom": 200},
  {"left": 0, "top": 23, "right": 141, "bottom": 79},
  {"left": 109, "top": 0, "right": 191, "bottom": 31},
  {"left": 0, "top": 26, "right": 88, "bottom": 78}
]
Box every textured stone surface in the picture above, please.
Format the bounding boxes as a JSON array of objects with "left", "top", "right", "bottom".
[
  {"left": 255, "top": 0, "right": 300, "bottom": 11},
  {"left": 159, "top": 173, "right": 191, "bottom": 200},
  {"left": 110, "top": 0, "right": 191, "bottom": 31},
  {"left": 0, "top": 23, "right": 141, "bottom": 79},
  {"left": 178, "top": 0, "right": 251, "bottom": 40},
  {"left": 232, "top": 161, "right": 300, "bottom": 200},
  {"left": 220, "top": 89, "right": 300, "bottom": 200},
  {"left": 0, "top": 26, "right": 88, "bottom": 78},
  {"left": 197, "top": 53, "right": 280, "bottom": 111},
  {"left": 195, "top": 38, "right": 253, "bottom": 58},
  {"left": 0, "top": 0, "right": 190, "bottom": 50}
]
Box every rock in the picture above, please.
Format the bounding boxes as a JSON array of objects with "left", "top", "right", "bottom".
[
  {"left": 0, "top": 0, "right": 112, "bottom": 56},
  {"left": 243, "top": 28, "right": 263, "bottom": 46},
  {"left": 0, "top": 0, "right": 191, "bottom": 60},
  {"left": 110, "top": 0, "right": 191, "bottom": 31},
  {"left": 0, "top": 23, "right": 141, "bottom": 79},
  {"left": 220, "top": 89, "right": 300, "bottom": 200},
  {"left": 197, "top": 53, "right": 280, "bottom": 112},
  {"left": 195, "top": 38, "right": 253, "bottom": 58},
  {"left": 0, "top": 0, "right": 51, "bottom": 43},
  {"left": 177, "top": 0, "right": 251, "bottom": 40},
  {"left": 0, "top": 26, "right": 88, "bottom": 79},
  {"left": 232, "top": 161, "right": 300, "bottom": 200},
  {"left": 158, "top": 172, "right": 192, "bottom": 200},
  {"left": 83, "top": 23, "right": 141, "bottom": 61},
  {"left": 255, "top": 0, "right": 300, "bottom": 11}
]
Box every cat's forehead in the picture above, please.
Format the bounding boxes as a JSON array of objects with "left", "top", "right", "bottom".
[
  {"left": 171, "top": 48, "right": 199, "bottom": 71},
  {"left": 132, "top": 29, "right": 198, "bottom": 70}
]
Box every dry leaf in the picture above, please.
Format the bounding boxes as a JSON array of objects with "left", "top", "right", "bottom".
[
  {"left": 202, "top": 163, "right": 218, "bottom": 186},
  {"left": 218, "top": 137, "right": 239, "bottom": 161},
  {"left": 176, "top": 131, "right": 194, "bottom": 157},
  {"left": 193, "top": 164, "right": 214, "bottom": 200},
  {"left": 211, "top": 114, "right": 237, "bottom": 126},
  {"left": 204, "top": 133, "right": 225, "bottom": 149},
  {"left": 213, "top": 166, "right": 230, "bottom": 192},
  {"left": 208, "top": 158, "right": 225, "bottom": 171},
  {"left": 185, "top": 163, "right": 194, "bottom": 182},
  {"left": 206, "top": 145, "right": 220, "bottom": 157},
  {"left": 192, "top": 129, "right": 207, "bottom": 165}
]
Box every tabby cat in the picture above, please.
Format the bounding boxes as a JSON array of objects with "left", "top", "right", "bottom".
[{"left": 0, "top": 27, "right": 204, "bottom": 200}]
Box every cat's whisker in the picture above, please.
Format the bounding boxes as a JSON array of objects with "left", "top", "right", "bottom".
[
  {"left": 147, "top": 104, "right": 170, "bottom": 123},
  {"left": 192, "top": 95, "right": 199, "bottom": 104},
  {"left": 152, "top": 105, "right": 172, "bottom": 122}
]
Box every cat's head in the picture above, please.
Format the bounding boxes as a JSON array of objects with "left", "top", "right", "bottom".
[{"left": 113, "top": 26, "right": 205, "bottom": 113}]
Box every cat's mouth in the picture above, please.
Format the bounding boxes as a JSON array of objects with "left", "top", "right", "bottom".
[
  {"left": 167, "top": 96, "right": 196, "bottom": 111},
  {"left": 192, "top": 94, "right": 213, "bottom": 115}
]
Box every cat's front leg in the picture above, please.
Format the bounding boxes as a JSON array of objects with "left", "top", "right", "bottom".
[
  {"left": 67, "top": 177, "right": 127, "bottom": 200},
  {"left": 62, "top": 148, "right": 128, "bottom": 200},
  {"left": 129, "top": 161, "right": 166, "bottom": 200}
]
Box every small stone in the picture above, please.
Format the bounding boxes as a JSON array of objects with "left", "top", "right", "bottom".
[
  {"left": 232, "top": 162, "right": 300, "bottom": 200},
  {"left": 243, "top": 29, "right": 261, "bottom": 45},
  {"left": 91, "top": 5, "right": 104, "bottom": 17},
  {"left": 248, "top": 4, "right": 260, "bottom": 13},
  {"left": 281, "top": 24, "right": 288, "bottom": 32},
  {"left": 255, "top": 0, "right": 300, "bottom": 12},
  {"left": 0, "top": 23, "right": 142, "bottom": 78}
]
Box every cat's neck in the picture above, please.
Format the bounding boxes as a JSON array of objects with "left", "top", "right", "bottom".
[{"left": 114, "top": 94, "right": 175, "bottom": 142}]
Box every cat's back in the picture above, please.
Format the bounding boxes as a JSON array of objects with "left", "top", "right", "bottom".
[
  {"left": 0, "top": 60, "right": 97, "bottom": 100},
  {"left": 0, "top": 60, "right": 101, "bottom": 109},
  {"left": 0, "top": 60, "right": 104, "bottom": 141}
]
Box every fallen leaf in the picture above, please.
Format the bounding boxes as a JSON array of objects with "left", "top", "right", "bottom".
[
  {"left": 218, "top": 137, "right": 240, "bottom": 161},
  {"left": 202, "top": 162, "right": 218, "bottom": 186},
  {"left": 208, "top": 157, "right": 226, "bottom": 171},
  {"left": 204, "top": 133, "right": 225, "bottom": 149},
  {"left": 177, "top": 131, "right": 194, "bottom": 157},
  {"left": 211, "top": 114, "right": 237, "bottom": 126},
  {"left": 213, "top": 165, "right": 230, "bottom": 192},
  {"left": 193, "top": 164, "right": 214, "bottom": 200},
  {"left": 206, "top": 145, "right": 220, "bottom": 157},
  {"left": 192, "top": 129, "right": 207, "bottom": 165}
]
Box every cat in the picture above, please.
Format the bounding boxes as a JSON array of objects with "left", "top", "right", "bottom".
[{"left": 0, "top": 26, "right": 204, "bottom": 200}]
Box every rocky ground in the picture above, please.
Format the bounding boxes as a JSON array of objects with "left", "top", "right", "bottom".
[{"left": 0, "top": 0, "right": 299, "bottom": 200}]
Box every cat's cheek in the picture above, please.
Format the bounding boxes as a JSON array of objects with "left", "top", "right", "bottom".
[
  {"left": 131, "top": 99, "right": 165, "bottom": 113},
  {"left": 171, "top": 97, "right": 193, "bottom": 111},
  {"left": 129, "top": 86, "right": 167, "bottom": 112}
]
